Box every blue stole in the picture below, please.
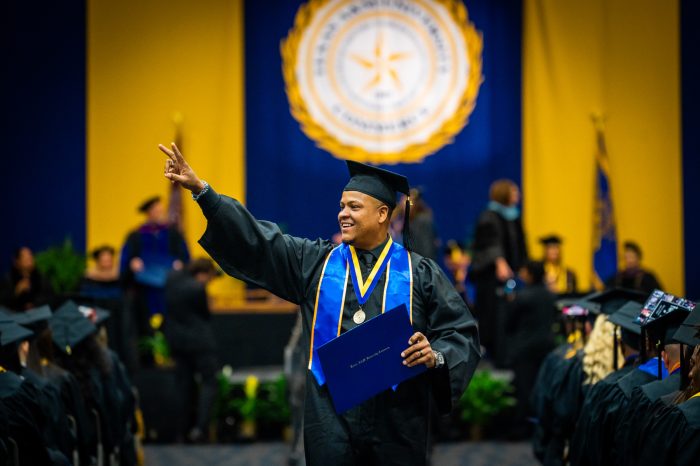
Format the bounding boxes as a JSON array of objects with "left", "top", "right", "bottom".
[{"left": 308, "top": 239, "right": 413, "bottom": 386}]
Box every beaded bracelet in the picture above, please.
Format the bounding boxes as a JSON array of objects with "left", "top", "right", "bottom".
[{"left": 191, "top": 180, "right": 210, "bottom": 201}]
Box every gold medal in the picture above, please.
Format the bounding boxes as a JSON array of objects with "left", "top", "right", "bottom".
[{"left": 353, "top": 308, "right": 366, "bottom": 324}]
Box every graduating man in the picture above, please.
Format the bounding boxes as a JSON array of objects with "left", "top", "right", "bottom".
[{"left": 158, "top": 143, "right": 480, "bottom": 465}]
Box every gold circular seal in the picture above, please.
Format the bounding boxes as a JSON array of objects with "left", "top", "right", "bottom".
[{"left": 282, "top": 0, "right": 483, "bottom": 164}]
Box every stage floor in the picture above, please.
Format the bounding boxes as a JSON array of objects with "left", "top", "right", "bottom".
[{"left": 144, "top": 441, "right": 538, "bottom": 466}]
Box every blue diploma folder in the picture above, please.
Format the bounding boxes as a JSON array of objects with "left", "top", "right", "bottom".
[{"left": 317, "top": 304, "right": 427, "bottom": 413}]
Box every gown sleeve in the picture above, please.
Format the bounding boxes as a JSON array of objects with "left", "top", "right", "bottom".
[
  {"left": 415, "top": 257, "right": 481, "bottom": 414},
  {"left": 196, "top": 187, "right": 334, "bottom": 305}
]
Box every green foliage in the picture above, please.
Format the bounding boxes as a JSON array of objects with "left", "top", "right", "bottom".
[
  {"left": 459, "top": 370, "right": 516, "bottom": 426},
  {"left": 215, "top": 372, "right": 291, "bottom": 425},
  {"left": 34, "top": 238, "right": 86, "bottom": 294},
  {"left": 138, "top": 331, "right": 172, "bottom": 366}
]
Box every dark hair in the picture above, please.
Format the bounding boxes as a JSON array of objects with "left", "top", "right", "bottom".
[
  {"left": 489, "top": 179, "right": 517, "bottom": 206},
  {"left": 0, "top": 343, "right": 23, "bottom": 374},
  {"left": 55, "top": 334, "right": 112, "bottom": 404},
  {"left": 91, "top": 245, "right": 115, "bottom": 261},
  {"left": 623, "top": 241, "right": 643, "bottom": 259},
  {"left": 525, "top": 260, "right": 546, "bottom": 284}
]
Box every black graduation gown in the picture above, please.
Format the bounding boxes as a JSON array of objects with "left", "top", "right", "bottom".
[
  {"left": 470, "top": 209, "right": 527, "bottom": 362},
  {"left": 568, "top": 363, "right": 638, "bottom": 466},
  {"left": 40, "top": 362, "right": 95, "bottom": 466},
  {"left": 633, "top": 396, "right": 700, "bottom": 466},
  {"left": 531, "top": 344, "right": 573, "bottom": 462},
  {"left": 619, "top": 372, "right": 680, "bottom": 466},
  {"left": 195, "top": 187, "right": 481, "bottom": 466},
  {"left": 545, "top": 352, "right": 588, "bottom": 466},
  {"left": 595, "top": 367, "right": 658, "bottom": 465},
  {"left": 21, "top": 367, "right": 75, "bottom": 461},
  {"left": 0, "top": 371, "right": 53, "bottom": 466}
]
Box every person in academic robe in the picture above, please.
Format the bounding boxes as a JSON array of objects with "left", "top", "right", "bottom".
[
  {"left": 541, "top": 312, "right": 623, "bottom": 466},
  {"left": 569, "top": 299, "right": 677, "bottom": 466},
  {"left": 503, "top": 260, "right": 556, "bottom": 439},
  {"left": 158, "top": 142, "right": 481, "bottom": 466},
  {"left": 0, "top": 318, "right": 66, "bottom": 465},
  {"left": 4, "top": 306, "right": 78, "bottom": 463},
  {"left": 630, "top": 341, "right": 700, "bottom": 466},
  {"left": 606, "top": 241, "right": 661, "bottom": 294},
  {"left": 539, "top": 235, "right": 577, "bottom": 295},
  {"left": 120, "top": 196, "right": 190, "bottom": 352},
  {"left": 470, "top": 179, "right": 527, "bottom": 366},
  {"left": 164, "top": 258, "right": 221, "bottom": 443}
]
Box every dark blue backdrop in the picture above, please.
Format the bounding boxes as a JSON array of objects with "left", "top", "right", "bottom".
[
  {"left": 244, "top": 0, "right": 523, "bottom": 247},
  {"left": 681, "top": 0, "right": 699, "bottom": 299},
  {"left": 2, "top": 0, "right": 86, "bottom": 273}
]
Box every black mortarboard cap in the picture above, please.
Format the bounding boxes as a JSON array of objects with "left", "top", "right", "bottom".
[
  {"left": 539, "top": 234, "right": 563, "bottom": 245},
  {"left": 138, "top": 195, "right": 161, "bottom": 213},
  {"left": 49, "top": 300, "right": 97, "bottom": 355},
  {"left": 12, "top": 305, "right": 52, "bottom": 327},
  {"left": 344, "top": 161, "right": 413, "bottom": 249},
  {"left": 576, "top": 288, "right": 648, "bottom": 316},
  {"left": 0, "top": 318, "right": 33, "bottom": 347},
  {"left": 608, "top": 301, "right": 643, "bottom": 335},
  {"left": 672, "top": 306, "right": 700, "bottom": 347},
  {"left": 642, "top": 304, "right": 691, "bottom": 346}
]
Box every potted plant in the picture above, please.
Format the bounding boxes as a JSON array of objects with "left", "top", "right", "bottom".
[
  {"left": 34, "top": 238, "right": 86, "bottom": 295},
  {"left": 458, "top": 370, "right": 516, "bottom": 440}
]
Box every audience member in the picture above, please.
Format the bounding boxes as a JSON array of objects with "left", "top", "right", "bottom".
[
  {"left": 0, "top": 247, "right": 52, "bottom": 311},
  {"left": 607, "top": 241, "right": 661, "bottom": 294},
  {"left": 539, "top": 235, "right": 577, "bottom": 295}
]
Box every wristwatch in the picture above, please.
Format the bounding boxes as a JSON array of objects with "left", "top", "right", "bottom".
[{"left": 432, "top": 350, "right": 445, "bottom": 369}]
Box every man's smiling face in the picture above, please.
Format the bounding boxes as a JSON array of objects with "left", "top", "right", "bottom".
[{"left": 338, "top": 191, "right": 390, "bottom": 249}]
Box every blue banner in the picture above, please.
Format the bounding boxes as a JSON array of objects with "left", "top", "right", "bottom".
[{"left": 593, "top": 125, "right": 618, "bottom": 285}]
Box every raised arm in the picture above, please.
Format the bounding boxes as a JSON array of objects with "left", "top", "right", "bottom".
[{"left": 158, "top": 143, "right": 332, "bottom": 304}]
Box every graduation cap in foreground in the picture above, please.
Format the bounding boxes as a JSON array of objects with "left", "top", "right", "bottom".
[
  {"left": 0, "top": 318, "right": 33, "bottom": 347},
  {"left": 50, "top": 300, "right": 97, "bottom": 355},
  {"left": 576, "top": 288, "right": 648, "bottom": 316},
  {"left": 672, "top": 305, "right": 700, "bottom": 348},
  {"left": 344, "top": 161, "right": 412, "bottom": 249}
]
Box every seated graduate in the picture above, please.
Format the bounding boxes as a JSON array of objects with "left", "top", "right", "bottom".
[
  {"left": 51, "top": 300, "right": 118, "bottom": 465},
  {"left": 0, "top": 318, "right": 62, "bottom": 465},
  {"left": 158, "top": 142, "right": 480, "bottom": 466},
  {"left": 5, "top": 306, "right": 77, "bottom": 462},
  {"left": 626, "top": 303, "right": 700, "bottom": 466},
  {"left": 541, "top": 289, "right": 646, "bottom": 466},
  {"left": 80, "top": 304, "right": 138, "bottom": 465}
]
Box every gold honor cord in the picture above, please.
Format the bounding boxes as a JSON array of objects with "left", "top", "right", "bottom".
[{"left": 348, "top": 237, "right": 394, "bottom": 298}]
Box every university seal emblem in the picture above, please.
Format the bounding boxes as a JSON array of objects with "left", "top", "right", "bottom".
[{"left": 282, "top": 0, "right": 483, "bottom": 164}]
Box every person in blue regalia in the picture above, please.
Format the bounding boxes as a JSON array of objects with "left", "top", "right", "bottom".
[
  {"left": 157, "top": 142, "right": 480, "bottom": 466},
  {"left": 119, "top": 195, "right": 189, "bottom": 356}
]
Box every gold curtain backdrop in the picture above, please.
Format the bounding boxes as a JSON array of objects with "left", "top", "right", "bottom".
[
  {"left": 523, "top": 0, "right": 683, "bottom": 294},
  {"left": 87, "top": 0, "right": 246, "bottom": 305}
]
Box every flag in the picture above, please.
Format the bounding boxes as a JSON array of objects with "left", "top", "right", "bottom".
[
  {"left": 168, "top": 112, "right": 185, "bottom": 233},
  {"left": 592, "top": 116, "right": 617, "bottom": 288}
]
